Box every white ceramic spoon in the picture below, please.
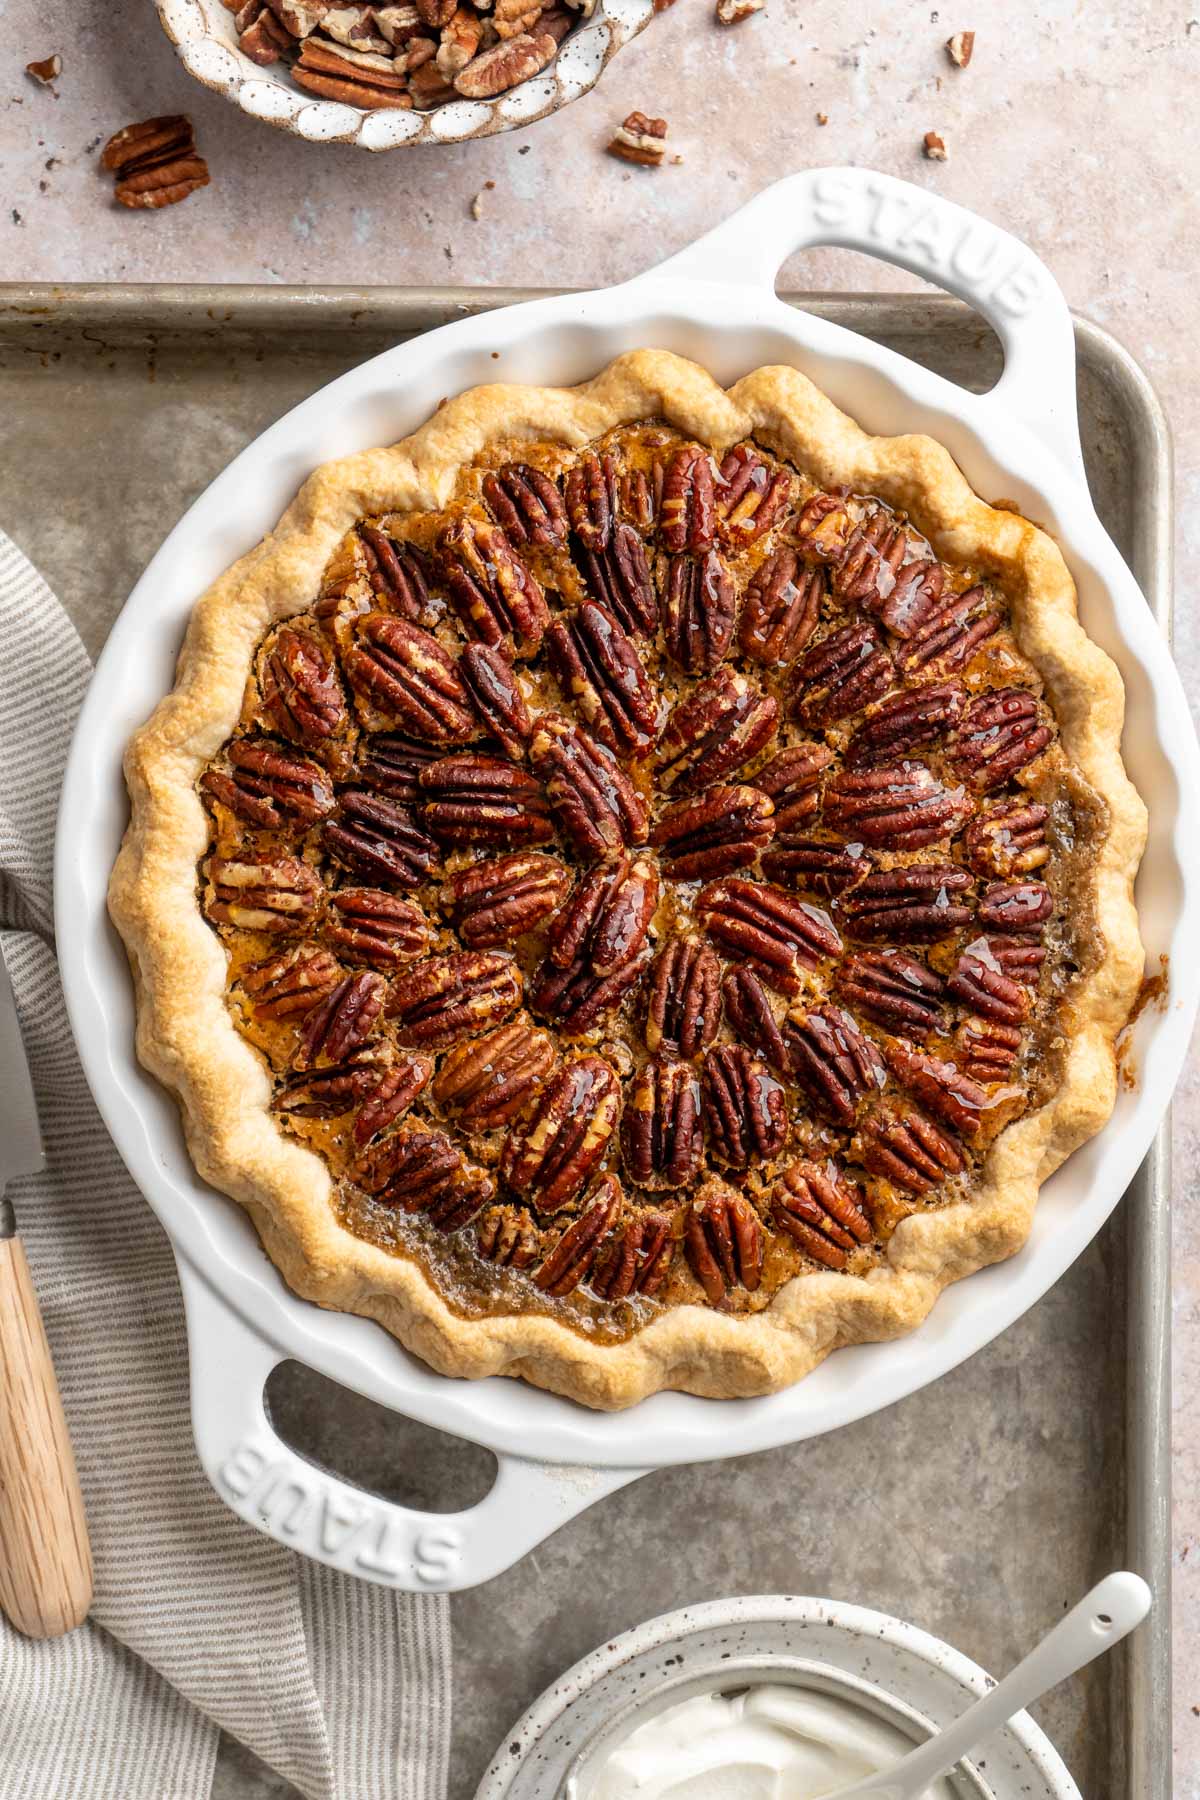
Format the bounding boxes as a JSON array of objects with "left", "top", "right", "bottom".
[{"left": 826, "top": 1572, "right": 1151, "bottom": 1800}]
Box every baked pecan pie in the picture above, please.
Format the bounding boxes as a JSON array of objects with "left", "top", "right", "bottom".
[{"left": 110, "top": 351, "right": 1146, "bottom": 1408}]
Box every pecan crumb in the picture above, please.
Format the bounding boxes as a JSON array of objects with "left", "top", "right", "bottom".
[
  {"left": 715, "top": 0, "right": 764, "bottom": 20},
  {"left": 101, "top": 115, "right": 210, "bottom": 210},
  {"left": 25, "top": 54, "right": 62, "bottom": 86},
  {"left": 922, "top": 129, "right": 948, "bottom": 160},
  {"left": 607, "top": 110, "right": 668, "bottom": 166},
  {"left": 469, "top": 178, "right": 495, "bottom": 220},
  {"left": 945, "top": 30, "right": 975, "bottom": 66},
  {"left": 816, "top": 110, "right": 828, "bottom": 125}
]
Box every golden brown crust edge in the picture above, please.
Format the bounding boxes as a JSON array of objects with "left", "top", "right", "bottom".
[{"left": 108, "top": 350, "right": 1148, "bottom": 1410}]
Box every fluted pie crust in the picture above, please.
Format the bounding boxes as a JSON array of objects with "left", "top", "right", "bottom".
[{"left": 109, "top": 350, "right": 1146, "bottom": 1410}]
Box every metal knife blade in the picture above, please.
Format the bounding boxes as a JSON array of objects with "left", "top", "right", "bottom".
[{"left": 0, "top": 943, "right": 46, "bottom": 1192}]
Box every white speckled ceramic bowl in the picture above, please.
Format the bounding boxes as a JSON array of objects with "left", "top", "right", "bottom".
[
  {"left": 153, "top": 0, "right": 653, "bottom": 150},
  {"left": 475, "top": 1596, "right": 1082, "bottom": 1800}
]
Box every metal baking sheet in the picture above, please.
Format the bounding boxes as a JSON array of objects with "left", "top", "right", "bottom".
[{"left": 0, "top": 285, "right": 1170, "bottom": 1800}]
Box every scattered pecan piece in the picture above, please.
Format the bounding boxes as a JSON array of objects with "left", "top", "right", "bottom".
[
  {"left": 476, "top": 1205, "right": 541, "bottom": 1269},
  {"left": 241, "top": 945, "right": 342, "bottom": 1020},
  {"left": 439, "top": 516, "right": 548, "bottom": 656},
  {"left": 857, "top": 1103, "right": 964, "bottom": 1192},
  {"left": 684, "top": 1181, "right": 763, "bottom": 1305},
  {"left": 358, "top": 527, "right": 429, "bottom": 619},
  {"left": 454, "top": 29, "right": 558, "bottom": 96},
  {"left": 529, "top": 712, "right": 649, "bottom": 859},
  {"left": 788, "top": 1005, "right": 886, "bottom": 1125},
  {"left": 701, "top": 1043, "right": 787, "bottom": 1168},
  {"left": 715, "top": 0, "right": 764, "bottom": 20},
  {"left": 772, "top": 1159, "right": 872, "bottom": 1269},
  {"left": 502, "top": 1055, "right": 621, "bottom": 1212},
  {"left": 652, "top": 783, "right": 775, "bottom": 881},
  {"left": 420, "top": 752, "right": 553, "bottom": 846},
  {"left": 622, "top": 1054, "right": 703, "bottom": 1187},
  {"left": 201, "top": 739, "right": 335, "bottom": 829},
  {"left": 791, "top": 623, "right": 894, "bottom": 728},
  {"left": 722, "top": 965, "right": 792, "bottom": 1076},
  {"left": 838, "top": 863, "right": 973, "bottom": 941},
  {"left": 946, "top": 29, "right": 975, "bottom": 66},
  {"left": 656, "top": 668, "right": 779, "bottom": 794},
  {"left": 483, "top": 463, "right": 567, "bottom": 548},
  {"left": 751, "top": 742, "right": 835, "bottom": 832},
  {"left": 591, "top": 1207, "right": 674, "bottom": 1300},
  {"left": 663, "top": 550, "right": 738, "bottom": 675},
  {"left": 205, "top": 854, "right": 322, "bottom": 934},
  {"left": 900, "top": 584, "right": 1002, "bottom": 675},
  {"left": 822, "top": 761, "right": 972, "bottom": 849},
  {"left": 644, "top": 936, "right": 722, "bottom": 1059},
  {"left": 952, "top": 689, "right": 1054, "bottom": 792},
  {"left": 326, "top": 888, "right": 431, "bottom": 969},
  {"left": 531, "top": 856, "right": 658, "bottom": 1032},
  {"left": 964, "top": 800, "right": 1050, "bottom": 878},
  {"left": 945, "top": 939, "right": 1031, "bottom": 1025},
  {"left": 761, "top": 837, "right": 869, "bottom": 898},
  {"left": 564, "top": 451, "right": 619, "bottom": 551},
  {"left": 388, "top": 950, "right": 522, "bottom": 1048},
  {"left": 442, "top": 851, "right": 571, "bottom": 948},
  {"left": 661, "top": 445, "right": 717, "bottom": 554},
  {"left": 957, "top": 1018, "right": 1022, "bottom": 1083},
  {"left": 293, "top": 970, "right": 387, "bottom": 1071},
  {"left": 535, "top": 1173, "right": 623, "bottom": 1295},
  {"left": 101, "top": 115, "right": 210, "bottom": 209},
  {"left": 433, "top": 1018, "right": 558, "bottom": 1130},
  {"left": 738, "top": 550, "right": 823, "bottom": 666},
  {"left": 847, "top": 681, "right": 967, "bottom": 764},
  {"left": 261, "top": 627, "right": 347, "bottom": 748},
  {"left": 357, "top": 733, "right": 443, "bottom": 804},
  {"left": 699, "top": 877, "right": 842, "bottom": 994},
  {"left": 546, "top": 602, "right": 659, "bottom": 756},
  {"left": 923, "top": 131, "right": 949, "bottom": 162},
  {"left": 577, "top": 523, "right": 658, "bottom": 637},
  {"left": 25, "top": 54, "right": 62, "bottom": 85},
  {"left": 323, "top": 791, "right": 439, "bottom": 888},
  {"left": 715, "top": 444, "right": 792, "bottom": 547},
  {"left": 343, "top": 613, "right": 477, "bottom": 744},
  {"left": 607, "top": 111, "right": 668, "bottom": 167},
  {"left": 835, "top": 949, "right": 945, "bottom": 1038},
  {"left": 355, "top": 1123, "right": 494, "bottom": 1229}
]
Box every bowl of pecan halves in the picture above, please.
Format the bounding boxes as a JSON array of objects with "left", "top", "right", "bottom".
[{"left": 154, "top": 0, "right": 657, "bottom": 150}]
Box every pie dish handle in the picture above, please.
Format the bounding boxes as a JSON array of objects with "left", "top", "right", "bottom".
[
  {"left": 178, "top": 1259, "right": 646, "bottom": 1591},
  {"left": 651, "top": 164, "right": 1087, "bottom": 485}
]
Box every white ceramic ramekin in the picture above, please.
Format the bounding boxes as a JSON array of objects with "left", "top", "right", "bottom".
[
  {"left": 154, "top": 0, "right": 653, "bottom": 151},
  {"left": 56, "top": 167, "right": 1200, "bottom": 1592},
  {"left": 474, "top": 1596, "right": 1081, "bottom": 1800}
]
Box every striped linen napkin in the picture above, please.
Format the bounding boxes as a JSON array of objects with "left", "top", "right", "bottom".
[{"left": 0, "top": 530, "right": 452, "bottom": 1800}]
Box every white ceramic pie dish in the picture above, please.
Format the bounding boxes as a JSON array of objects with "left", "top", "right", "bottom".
[{"left": 56, "top": 167, "right": 1200, "bottom": 1591}]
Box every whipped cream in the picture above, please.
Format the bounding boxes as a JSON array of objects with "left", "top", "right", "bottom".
[{"left": 579, "top": 1684, "right": 958, "bottom": 1800}]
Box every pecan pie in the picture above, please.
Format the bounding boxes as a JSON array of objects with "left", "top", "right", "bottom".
[{"left": 110, "top": 351, "right": 1146, "bottom": 1408}]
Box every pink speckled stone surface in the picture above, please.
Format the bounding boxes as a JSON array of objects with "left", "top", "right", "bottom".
[{"left": 4, "top": 0, "right": 1199, "bottom": 1788}]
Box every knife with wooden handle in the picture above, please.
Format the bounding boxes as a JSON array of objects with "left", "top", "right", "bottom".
[{"left": 0, "top": 945, "right": 93, "bottom": 1638}]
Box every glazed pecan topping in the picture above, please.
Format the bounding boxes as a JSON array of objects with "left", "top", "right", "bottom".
[
  {"left": 577, "top": 523, "right": 657, "bottom": 637},
  {"left": 564, "top": 450, "right": 618, "bottom": 550},
  {"left": 205, "top": 854, "right": 322, "bottom": 934},
  {"left": 546, "top": 602, "right": 659, "bottom": 756},
  {"left": 883, "top": 1037, "right": 990, "bottom": 1139},
  {"left": 722, "top": 964, "right": 792, "bottom": 1076},
  {"left": 751, "top": 742, "right": 835, "bottom": 832},
  {"left": 531, "top": 856, "right": 658, "bottom": 1033},
  {"left": 261, "top": 627, "right": 346, "bottom": 747},
  {"left": 986, "top": 935, "right": 1046, "bottom": 986},
  {"left": 241, "top": 945, "right": 341, "bottom": 1019},
  {"left": 663, "top": 550, "right": 737, "bottom": 676},
  {"left": 534, "top": 1173, "right": 623, "bottom": 1296},
  {"left": 838, "top": 863, "right": 972, "bottom": 941},
  {"left": 529, "top": 712, "right": 649, "bottom": 860},
  {"left": 864, "top": 551, "right": 947, "bottom": 640},
  {"left": 475, "top": 1204, "right": 541, "bottom": 1270},
  {"left": 591, "top": 1208, "right": 674, "bottom": 1301},
  {"left": 833, "top": 511, "right": 907, "bottom": 607},
  {"left": 292, "top": 970, "right": 386, "bottom": 1071},
  {"left": 660, "top": 444, "right": 717, "bottom": 555},
  {"left": 793, "top": 491, "right": 852, "bottom": 562},
  {"left": 738, "top": 549, "right": 823, "bottom": 666},
  {"left": 835, "top": 949, "right": 945, "bottom": 1038},
  {"left": 957, "top": 1018, "right": 1022, "bottom": 1082},
  {"left": 964, "top": 800, "right": 1050, "bottom": 878},
  {"left": 621, "top": 1053, "right": 703, "bottom": 1188},
  {"left": 715, "top": 444, "right": 793, "bottom": 549},
  {"left": 772, "top": 1159, "right": 872, "bottom": 1269},
  {"left": 788, "top": 1005, "right": 886, "bottom": 1125},
  {"left": 459, "top": 643, "right": 533, "bottom": 758},
  {"left": 761, "top": 837, "right": 869, "bottom": 898},
  {"left": 900, "top": 585, "right": 1002, "bottom": 676},
  {"left": 388, "top": 950, "right": 522, "bottom": 1047},
  {"left": 442, "top": 851, "right": 571, "bottom": 948},
  {"left": 357, "top": 732, "right": 443, "bottom": 804},
  {"left": 358, "top": 526, "right": 429, "bottom": 619},
  {"left": 847, "top": 681, "right": 967, "bottom": 765},
  {"left": 822, "top": 762, "right": 972, "bottom": 850},
  {"left": 326, "top": 888, "right": 431, "bottom": 968},
  {"left": 652, "top": 784, "right": 775, "bottom": 881},
  {"left": 976, "top": 880, "right": 1053, "bottom": 933},
  {"left": 945, "top": 939, "right": 1031, "bottom": 1025},
  {"left": 684, "top": 1181, "right": 763, "bottom": 1305},
  {"left": 344, "top": 613, "right": 477, "bottom": 744},
  {"left": 420, "top": 752, "right": 553, "bottom": 846},
  {"left": 353, "top": 1052, "right": 435, "bottom": 1144},
  {"left": 619, "top": 464, "right": 662, "bottom": 533},
  {"left": 701, "top": 1043, "right": 787, "bottom": 1168},
  {"left": 201, "top": 739, "right": 335, "bottom": 829},
  {"left": 952, "top": 689, "right": 1054, "bottom": 792},
  {"left": 791, "top": 623, "right": 894, "bottom": 728},
  {"left": 502, "top": 1055, "right": 621, "bottom": 1212},
  {"left": 644, "top": 936, "right": 722, "bottom": 1059},
  {"left": 482, "top": 463, "right": 567, "bottom": 548},
  {"left": 433, "top": 1018, "right": 557, "bottom": 1130},
  {"left": 273, "top": 1050, "right": 394, "bottom": 1119},
  {"left": 323, "top": 791, "right": 439, "bottom": 888},
  {"left": 355, "top": 1122, "right": 494, "bottom": 1230},
  {"left": 857, "top": 1104, "right": 965, "bottom": 1193},
  {"left": 438, "top": 515, "right": 548, "bottom": 655},
  {"left": 656, "top": 668, "right": 779, "bottom": 795},
  {"left": 699, "top": 877, "right": 842, "bottom": 994}
]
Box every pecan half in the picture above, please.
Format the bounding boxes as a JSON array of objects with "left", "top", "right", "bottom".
[
  {"left": 261, "top": 627, "right": 347, "bottom": 748},
  {"left": 698, "top": 877, "right": 842, "bottom": 994},
  {"left": 591, "top": 1208, "right": 674, "bottom": 1300},
  {"left": 660, "top": 444, "right": 717, "bottom": 554},
  {"left": 201, "top": 739, "right": 334, "bottom": 830},
  {"left": 577, "top": 524, "right": 657, "bottom": 637},
  {"left": 439, "top": 516, "right": 548, "bottom": 656},
  {"left": 856, "top": 1104, "right": 965, "bottom": 1193},
  {"left": 241, "top": 945, "right": 341, "bottom": 1019},
  {"left": 453, "top": 29, "right": 558, "bottom": 96},
  {"left": 835, "top": 949, "right": 945, "bottom": 1038},
  {"left": 358, "top": 526, "right": 429, "bottom": 619},
  {"left": 326, "top": 887, "right": 431, "bottom": 968},
  {"left": 273, "top": 1051, "right": 393, "bottom": 1119},
  {"left": 957, "top": 1018, "right": 1022, "bottom": 1082},
  {"left": 772, "top": 1159, "right": 872, "bottom": 1268},
  {"left": 293, "top": 35, "right": 417, "bottom": 107},
  {"left": 832, "top": 511, "right": 907, "bottom": 607},
  {"left": 546, "top": 603, "right": 659, "bottom": 756},
  {"left": 863, "top": 552, "right": 947, "bottom": 640},
  {"left": 945, "top": 939, "right": 1030, "bottom": 1025},
  {"left": 761, "top": 837, "right": 869, "bottom": 898},
  {"left": 205, "top": 854, "right": 322, "bottom": 934},
  {"left": 738, "top": 549, "right": 823, "bottom": 666},
  {"left": 663, "top": 550, "right": 737, "bottom": 675},
  {"left": 433, "top": 1018, "right": 557, "bottom": 1130},
  {"left": 751, "top": 742, "right": 835, "bottom": 831},
  {"left": 502, "top": 1055, "right": 621, "bottom": 1212},
  {"left": 564, "top": 451, "right": 618, "bottom": 551},
  {"left": 964, "top": 800, "right": 1050, "bottom": 878},
  {"left": 952, "top": 689, "right": 1054, "bottom": 792},
  {"left": 838, "top": 863, "right": 973, "bottom": 941},
  {"left": 791, "top": 623, "right": 894, "bottom": 727},
  {"left": 535, "top": 1173, "right": 623, "bottom": 1294},
  {"left": 722, "top": 964, "right": 792, "bottom": 1076},
  {"left": 652, "top": 783, "right": 775, "bottom": 881},
  {"left": 531, "top": 856, "right": 658, "bottom": 1032},
  {"left": 685, "top": 1181, "right": 763, "bottom": 1304},
  {"left": 901, "top": 585, "right": 1002, "bottom": 676},
  {"left": 420, "top": 752, "right": 553, "bottom": 846},
  {"left": 822, "top": 762, "right": 972, "bottom": 849},
  {"left": 293, "top": 971, "right": 387, "bottom": 1071},
  {"left": 529, "top": 712, "right": 649, "bottom": 859},
  {"left": 344, "top": 613, "right": 477, "bottom": 744},
  {"left": 883, "top": 1037, "right": 991, "bottom": 1138},
  {"left": 986, "top": 934, "right": 1046, "bottom": 986},
  {"left": 701, "top": 1044, "right": 787, "bottom": 1168},
  {"left": 793, "top": 491, "right": 852, "bottom": 562},
  {"left": 354, "top": 1052, "right": 435, "bottom": 1144},
  {"left": 619, "top": 463, "right": 662, "bottom": 532},
  {"left": 388, "top": 950, "right": 522, "bottom": 1047},
  {"left": 622, "top": 1054, "right": 703, "bottom": 1187},
  {"left": 323, "top": 791, "right": 440, "bottom": 888},
  {"left": 475, "top": 1205, "right": 541, "bottom": 1269},
  {"left": 788, "top": 1005, "right": 886, "bottom": 1125},
  {"left": 715, "top": 444, "right": 793, "bottom": 549},
  {"left": 355, "top": 1123, "right": 494, "bottom": 1230},
  {"left": 656, "top": 668, "right": 779, "bottom": 796},
  {"left": 977, "top": 879, "right": 1052, "bottom": 933},
  {"left": 442, "top": 851, "right": 571, "bottom": 947},
  {"left": 458, "top": 643, "right": 533, "bottom": 759},
  {"left": 101, "top": 114, "right": 210, "bottom": 209},
  {"left": 482, "top": 463, "right": 567, "bottom": 548},
  {"left": 357, "top": 732, "right": 443, "bottom": 805},
  {"left": 847, "top": 681, "right": 967, "bottom": 764},
  {"left": 644, "top": 936, "right": 722, "bottom": 1058}
]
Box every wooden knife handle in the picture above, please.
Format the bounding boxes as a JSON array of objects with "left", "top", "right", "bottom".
[{"left": 0, "top": 1231, "right": 93, "bottom": 1637}]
